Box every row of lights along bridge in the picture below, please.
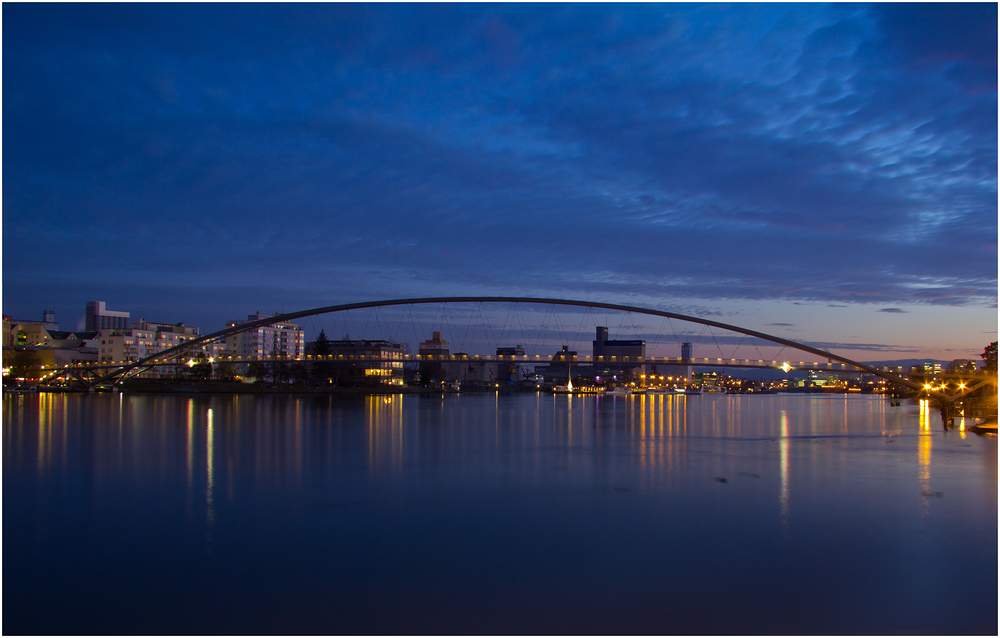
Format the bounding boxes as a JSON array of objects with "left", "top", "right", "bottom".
[{"left": 4, "top": 302, "right": 990, "bottom": 398}]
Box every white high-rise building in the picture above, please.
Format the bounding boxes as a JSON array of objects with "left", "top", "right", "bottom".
[{"left": 225, "top": 313, "right": 304, "bottom": 360}]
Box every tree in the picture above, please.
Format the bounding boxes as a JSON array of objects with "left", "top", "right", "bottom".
[
  {"left": 248, "top": 362, "right": 269, "bottom": 382},
  {"left": 215, "top": 361, "right": 238, "bottom": 381},
  {"left": 189, "top": 361, "right": 213, "bottom": 379},
  {"left": 183, "top": 353, "right": 212, "bottom": 379},
  {"left": 290, "top": 361, "right": 310, "bottom": 385},
  {"left": 269, "top": 347, "right": 290, "bottom": 384},
  {"left": 981, "top": 342, "right": 997, "bottom": 373},
  {"left": 314, "top": 329, "right": 333, "bottom": 355},
  {"left": 8, "top": 349, "right": 41, "bottom": 381},
  {"left": 311, "top": 329, "right": 336, "bottom": 384}
]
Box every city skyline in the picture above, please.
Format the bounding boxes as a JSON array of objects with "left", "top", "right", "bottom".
[{"left": 3, "top": 3, "right": 996, "bottom": 361}]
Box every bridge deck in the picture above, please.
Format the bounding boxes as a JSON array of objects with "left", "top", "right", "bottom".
[{"left": 41, "top": 354, "right": 956, "bottom": 375}]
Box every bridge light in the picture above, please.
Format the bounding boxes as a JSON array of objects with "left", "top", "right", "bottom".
[{"left": 780, "top": 363, "right": 792, "bottom": 373}]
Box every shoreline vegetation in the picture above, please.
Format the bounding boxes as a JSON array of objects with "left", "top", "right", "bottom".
[{"left": 26, "top": 379, "right": 926, "bottom": 397}]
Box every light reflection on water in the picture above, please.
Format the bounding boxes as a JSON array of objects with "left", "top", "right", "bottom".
[
  {"left": 779, "top": 409, "right": 789, "bottom": 524},
  {"left": 3, "top": 392, "right": 996, "bottom": 635}
]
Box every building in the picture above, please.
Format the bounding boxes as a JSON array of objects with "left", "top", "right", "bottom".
[
  {"left": 694, "top": 371, "right": 723, "bottom": 392},
  {"left": 680, "top": 342, "right": 694, "bottom": 379},
  {"left": 86, "top": 301, "right": 130, "bottom": 332},
  {"left": 2, "top": 311, "right": 100, "bottom": 382},
  {"left": 538, "top": 345, "right": 582, "bottom": 384},
  {"left": 99, "top": 321, "right": 203, "bottom": 363},
  {"left": 29, "top": 346, "right": 99, "bottom": 373},
  {"left": 808, "top": 371, "right": 840, "bottom": 388},
  {"left": 496, "top": 345, "right": 526, "bottom": 387},
  {"left": 134, "top": 319, "right": 219, "bottom": 358},
  {"left": 39, "top": 330, "right": 99, "bottom": 349},
  {"left": 947, "top": 359, "right": 978, "bottom": 372},
  {"left": 2, "top": 315, "right": 13, "bottom": 348},
  {"left": 449, "top": 354, "right": 494, "bottom": 386},
  {"left": 4, "top": 311, "right": 61, "bottom": 347},
  {"left": 324, "top": 339, "right": 405, "bottom": 386},
  {"left": 225, "top": 313, "right": 305, "bottom": 361},
  {"left": 444, "top": 347, "right": 528, "bottom": 388},
  {"left": 96, "top": 320, "right": 207, "bottom": 378},
  {"left": 593, "top": 326, "right": 645, "bottom": 381},
  {"left": 3, "top": 345, "right": 99, "bottom": 383},
  {"left": 593, "top": 326, "right": 645, "bottom": 362},
  {"left": 98, "top": 327, "right": 155, "bottom": 364},
  {"left": 919, "top": 362, "right": 944, "bottom": 375},
  {"left": 418, "top": 331, "right": 450, "bottom": 383}
]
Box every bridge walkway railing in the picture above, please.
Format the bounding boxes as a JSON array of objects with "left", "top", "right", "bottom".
[{"left": 41, "top": 354, "right": 994, "bottom": 376}]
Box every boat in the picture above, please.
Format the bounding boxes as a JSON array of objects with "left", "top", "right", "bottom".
[
  {"left": 968, "top": 419, "right": 998, "bottom": 435},
  {"left": 603, "top": 386, "right": 632, "bottom": 396},
  {"left": 6, "top": 385, "right": 38, "bottom": 394},
  {"left": 552, "top": 371, "right": 575, "bottom": 394}
]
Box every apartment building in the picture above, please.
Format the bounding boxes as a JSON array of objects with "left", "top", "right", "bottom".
[{"left": 225, "top": 313, "right": 305, "bottom": 360}]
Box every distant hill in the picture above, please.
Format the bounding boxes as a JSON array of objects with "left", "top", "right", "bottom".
[{"left": 862, "top": 359, "right": 956, "bottom": 368}]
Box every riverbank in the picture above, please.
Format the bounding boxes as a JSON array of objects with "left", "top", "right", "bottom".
[{"left": 27, "top": 382, "right": 931, "bottom": 400}]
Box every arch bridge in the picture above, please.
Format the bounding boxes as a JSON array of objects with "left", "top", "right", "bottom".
[{"left": 45, "top": 296, "right": 993, "bottom": 404}]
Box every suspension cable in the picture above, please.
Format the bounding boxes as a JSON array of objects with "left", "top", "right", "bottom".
[
  {"left": 575, "top": 306, "right": 594, "bottom": 355},
  {"left": 628, "top": 311, "right": 643, "bottom": 341},
  {"left": 708, "top": 325, "right": 725, "bottom": 360},
  {"left": 551, "top": 304, "right": 569, "bottom": 350}
]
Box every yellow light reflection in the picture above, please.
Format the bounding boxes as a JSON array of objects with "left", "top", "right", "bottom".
[
  {"left": 36, "top": 392, "right": 54, "bottom": 474},
  {"left": 779, "top": 409, "right": 789, "bottom": 526},
  {"left": 366, "top": 395, "right": 405, "bottom": 474},
  {"left": 186, "top": 400, "right": 194, "bottom": 503},
  {"left": 206, "top": 407, "right": 215, "bottom": 529},
  {"left": 917, "top": 400, "right": 933, "bottom": 516}
]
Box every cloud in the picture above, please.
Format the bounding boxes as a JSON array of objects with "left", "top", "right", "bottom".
[
  {"left": 802, "top": 341, "right": 919, "bottom": 353},
  {"left": 878, "top": 308, "right": 907, "bottom": 314},
  {"left": 2, "top": 3, "right": 996, "bottom": 340},
  {"left": 872, "top": 3, "right": 997, "bottom": 92}
]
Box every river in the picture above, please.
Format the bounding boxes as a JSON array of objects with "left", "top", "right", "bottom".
[{"left": 3, "top": 392, "right": 996, "bottom": 634}]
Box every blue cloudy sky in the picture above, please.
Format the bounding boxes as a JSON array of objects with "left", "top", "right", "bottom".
[{"left": 3, "top": 3, "right": 996, "bottom": 360}]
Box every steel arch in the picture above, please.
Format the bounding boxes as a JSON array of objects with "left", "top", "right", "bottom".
[{"left": 87, "top": 296, "right": 946, "bottom": 394}]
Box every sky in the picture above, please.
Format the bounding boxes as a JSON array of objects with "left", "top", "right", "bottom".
[{"left": 3, "top": 3, "right": 997, "bottom": 362}]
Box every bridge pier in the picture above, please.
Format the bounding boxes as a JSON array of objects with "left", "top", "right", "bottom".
[{"left": 939, "top": 400, "right": 954, "bottom": 429}]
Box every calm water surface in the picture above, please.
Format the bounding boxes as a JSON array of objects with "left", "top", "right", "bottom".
[{"left": 4, "top": 392, "right": 997, "bottom": 634}]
